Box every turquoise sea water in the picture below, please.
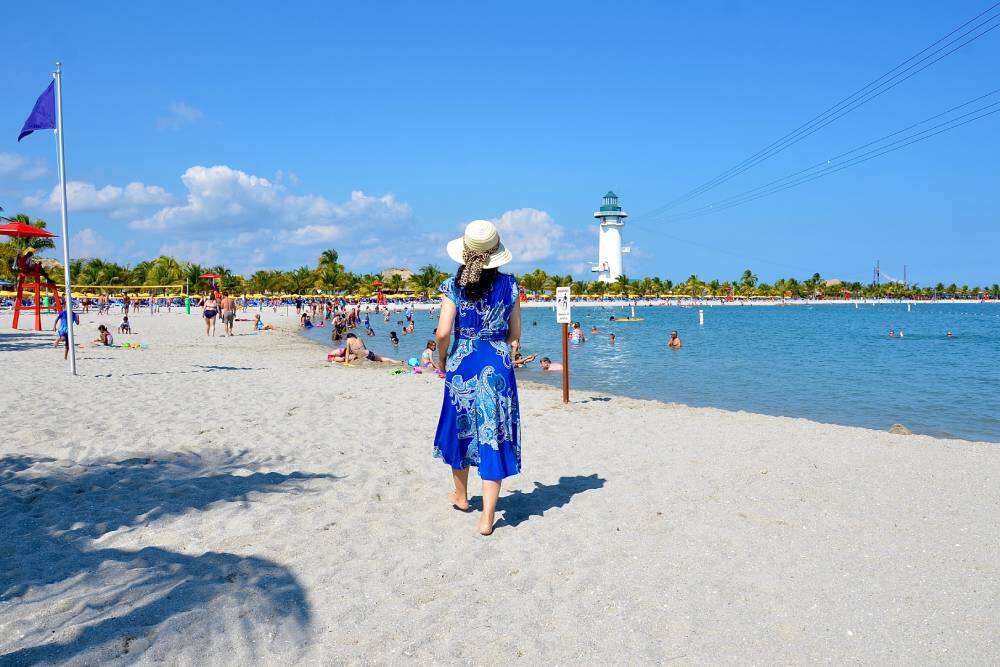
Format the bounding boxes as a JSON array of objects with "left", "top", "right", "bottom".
[{"left": 303, "top": 303, "right": 1000, "bottom": 443}]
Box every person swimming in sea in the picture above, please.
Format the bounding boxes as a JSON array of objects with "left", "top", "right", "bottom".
[
  {"left": 539, "top": 357, "right": 563, "bottom": 371},
  {"left": 668, "top": 330, "right": 682, "bottom": 349},
  {"left": 513, "top": 352, "right": 537, "bottom": 368}
]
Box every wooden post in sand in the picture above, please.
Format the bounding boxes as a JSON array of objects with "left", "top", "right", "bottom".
[
  {"left": 561, "top": 322, "right": 569, "bottom": 403},
  {"left": 555, "top": 286, "right": 571, "bottom": 404}
]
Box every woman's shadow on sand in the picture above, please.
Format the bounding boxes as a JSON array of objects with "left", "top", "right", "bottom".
[
  {"left": 469, "top": 474, "right": 606, "bottom": 528},
  {"left": 0, "top": 451, "right": 334, "bottom": 664}
]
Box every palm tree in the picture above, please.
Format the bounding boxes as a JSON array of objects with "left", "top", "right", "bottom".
[
  {"left": 314, "top": 265, "right": 341, "bottom": 293},
  {"left": 248, "top": 270, "right": 286, "bottom": 295},
  {"left": 317, "top": 249, "right": 340, "bottom": 270},
  {"left": 386, "top": 273, "right": 406, "bottom": 294},
  {"left": 183, "top": 263, "right": 206, "bottom": 294},
  {"left": 613, "top": 274, "right": 630, "bottom": 298},
  {"left": 144, "top": 255, "right": 184, "bottom": 286},
  {"left": 285, "top": 266, "right": 315, "bottom": 294},
  {"left": 519, "top": 269, "right": 548, "bottom": 296}
]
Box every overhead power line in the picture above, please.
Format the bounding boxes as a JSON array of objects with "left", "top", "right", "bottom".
[
  {"left": 642, "top": 88, "right": 1000, "bottom": 223},
  {"left": 636, "top": 2, "right": 1000, "bottom": 219}
]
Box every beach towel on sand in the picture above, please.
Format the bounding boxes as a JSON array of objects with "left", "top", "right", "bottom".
[{"left": 433, "top": 273, "right": 521, "bottom": 481}]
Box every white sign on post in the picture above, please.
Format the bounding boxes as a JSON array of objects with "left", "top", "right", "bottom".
[{"left": 555, "top": 286, "right": 571, "bottom": 324}]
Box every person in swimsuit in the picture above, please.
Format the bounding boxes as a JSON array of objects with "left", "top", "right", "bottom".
[
  {"left": 202, "top": 293, "right": 219, "bottom": 336},
  {"left": 539, "top": 357, "right": 563, "bottom": 371},
  {"left": 421, "top": 340, "right": 439, "bottom": 370},
  {"left": 668, "top": 330, "right": 682, "bottom": 349},
  {"left": 221, "top": 292, "right": 237, "bottom": 336},
  {"left": 513, "top": 352, "right": 537, "bottom": 368},
  {"left": 343, "top": 333, "right": 399, "bottom": 363},
  {"left": 93, "top": 324, "right": 113, "bottom": 346}
]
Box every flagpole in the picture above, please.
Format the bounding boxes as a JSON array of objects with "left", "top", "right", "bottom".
[{"left": 54, "top": 62, "right": 77, "bottom": 375}]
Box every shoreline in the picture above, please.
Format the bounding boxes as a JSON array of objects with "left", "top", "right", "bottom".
[{"left": 295, "top": 327, "right": 990, "bottom": 445}]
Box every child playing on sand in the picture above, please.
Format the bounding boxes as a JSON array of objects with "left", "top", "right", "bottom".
[
  {"left": 421, "top": 340, "right": 439, "bottom": 370},
  {"left": 93, "top": 325, "right": 113, "bottom": 346},
  {"left": 119, "top": 315, "right": 131, "bottom": 334}
]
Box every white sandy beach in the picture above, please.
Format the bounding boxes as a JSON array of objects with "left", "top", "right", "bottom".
[{"left": 1, "top": 309, "right": 998, "bottom": 665}]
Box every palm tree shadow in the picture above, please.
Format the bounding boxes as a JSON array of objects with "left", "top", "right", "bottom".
[
  {"left": 491, "top": 474, "right": 606, "bottom": 528},
  {"left": 0, "top": 452, "right": 335, "bottom": 664}
]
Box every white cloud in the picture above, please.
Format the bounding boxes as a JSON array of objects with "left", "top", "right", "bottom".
[
  {"left": 157, "top": 102, "right": 203, "bottom": 130},
  {"left": 158, "top": 239, "right": 220, "bottom": 266},
  {"left": 26, "top": 180, "right": 173, "bottom": 216},
  {"left": 70, "top": 228, "right": 111, "bottom": 259},
  {"left": 490, "top": 208, "right": 566, "bottom": 263},
  {"left": 0, "top": 152, "right": 48, "bottom": 180},
  {"left": 130, "top": 166, "right": 412, "bottom": 239},
  {"left": 287, "top": 225, "right": 342, "bottom": 245}
]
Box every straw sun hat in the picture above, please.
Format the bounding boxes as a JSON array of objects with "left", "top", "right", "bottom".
[{"left": 446, "top": 219, "right": 512, "bottom": 269}]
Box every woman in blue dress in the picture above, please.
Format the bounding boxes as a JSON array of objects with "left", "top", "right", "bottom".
[{"left": 434, "top": 220, "right": 522, "bottom": 535}]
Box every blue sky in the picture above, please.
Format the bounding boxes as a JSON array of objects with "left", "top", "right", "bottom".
[{"left": 2, "top": 1, "right": 998, "bottom": 285}]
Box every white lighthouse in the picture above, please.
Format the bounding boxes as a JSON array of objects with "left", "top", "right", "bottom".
[{"left": 592, "top": 190, "right": 628, "bottom": 283}]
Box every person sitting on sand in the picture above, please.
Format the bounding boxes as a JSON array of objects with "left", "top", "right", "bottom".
[
  {"left": 513, "top": 352, "right": 537, "bottom": 368},
  {"left": 421, "top": 340, "right": 439, "bottom": 370},
  {"left": 53, "top": 309, "right": 80, "bottom": 360},
  {"left": 668, "top": 330, "right": 682, "bottom": 349},
  {"left": 253, "top": 314, "right": 273, "bottom": 331},
  {"left": 539, "top": 356, "right": 563, "bottom": 371},
  {"left": 93, "top": 324, "right": 113, "bottom": 346},
  {"left": 328, "top": 346, "right": 348, "bottom": 363},
  {"left": 344, "top": 333, "right": 399, "bottom": 363},
  {"left": 119, "top": 315, "right": 131, "bottom": 334}
]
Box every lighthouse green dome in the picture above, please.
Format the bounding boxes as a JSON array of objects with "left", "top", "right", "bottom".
[{"left": 600, "top": 190, "right": 622, "bottom": 212}]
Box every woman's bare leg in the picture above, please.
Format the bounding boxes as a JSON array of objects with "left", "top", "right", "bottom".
[
  {"left": 448, "top": 467, "right": 470, "bottom": 510},
  {"left": 480, "top": 480, "right": 501, "bottom": 535}
]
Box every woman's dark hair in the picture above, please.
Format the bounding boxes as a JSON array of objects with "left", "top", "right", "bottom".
[{"left": 455, "top": 266, "right": 498, "bottom": 302}]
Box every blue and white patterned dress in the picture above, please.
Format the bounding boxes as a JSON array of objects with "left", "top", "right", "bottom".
[{"left": 434, "top": 273, "right": 521, "bottom": 481}]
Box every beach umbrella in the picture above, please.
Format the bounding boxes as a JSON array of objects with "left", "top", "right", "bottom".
[
  {"left": 199, "top": 272, "right": 220, "bottom": 288},
  {"left": 0, "top": 221, "right": 58, "bottom": 239}
]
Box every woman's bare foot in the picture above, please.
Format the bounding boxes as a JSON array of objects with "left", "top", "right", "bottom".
[
  {"left": 478, "top": 514, "right": 495, "bottom": 536},
  {"left": 448, "top": 491, "right": 470, "bottom": 511}
]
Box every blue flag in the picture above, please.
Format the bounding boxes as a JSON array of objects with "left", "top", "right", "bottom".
[{"left": 18, "top": 81, "right": 56, "bottom": 142}]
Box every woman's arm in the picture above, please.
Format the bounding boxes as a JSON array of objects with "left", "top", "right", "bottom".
[
  {"left": 506, "top": 299, "right": 522, "bottom": 357},
  {"left": 436, "top": 297, "right": 456, "bottom": 371}
]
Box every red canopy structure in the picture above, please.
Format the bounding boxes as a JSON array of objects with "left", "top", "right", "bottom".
[
  {"left": 0, "top": 222, "right": 57, "bottom": 239},
  {"left": 0, "top": 223, "right": 62, "bottom": 331}
]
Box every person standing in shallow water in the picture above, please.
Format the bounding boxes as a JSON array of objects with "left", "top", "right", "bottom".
[{"left": 434, "top": 220, "right": 521, "bottom": 536}]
